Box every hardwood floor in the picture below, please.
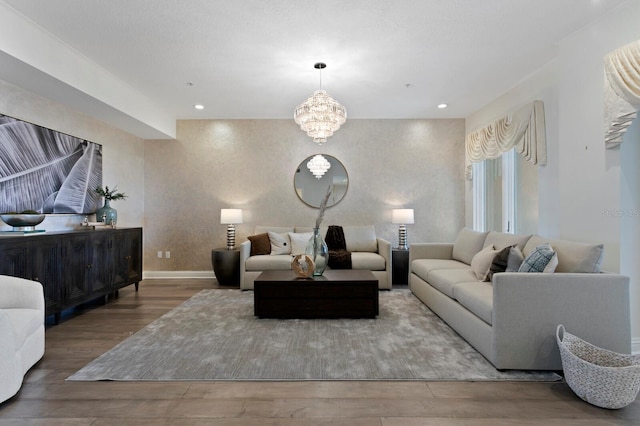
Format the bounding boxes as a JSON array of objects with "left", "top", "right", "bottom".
[{"left": 1, "top": 279, "right": 638, "bottom": 425}]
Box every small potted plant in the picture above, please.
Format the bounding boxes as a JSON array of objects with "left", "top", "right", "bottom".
[{"left": 95, "top": 185, "right": 127, "bottom": 225}]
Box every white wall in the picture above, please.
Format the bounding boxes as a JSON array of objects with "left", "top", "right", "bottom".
[
  {"left": 466, "top": 1, "right": 640, "bottom": 351},
  {"left": 465, "top": 62, "right": 560, "bottom": 236},
  {"left": 620, "top": 118, "right": 640, "bottom": 350},
  {"left": 0, "top": 79, "right": 145, "bottom": 231}
]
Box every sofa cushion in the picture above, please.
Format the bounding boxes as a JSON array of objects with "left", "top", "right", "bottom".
[
  {"left": 268, "top": 232, "right": 291, "bottom": 255},
  {"left": 411, "top": 259, "right": 470, "bottom": 282},
  {"left": 288, "top": 232, "right": 313, "bottom": 255},
  {"left": 245, "top": 255, "right": 293, "bottom": 271},
  {"left": 483, "top": 231, "right": 531, "bottom": 251},
  {"left": 524, "top": 235, "right": 604, "bottom": 273},
  {"left": 350, "top": 252, "right": 386, "bottom": 271},
  {"left": 452, "top": 228, "right": 489, "bottom": 265},
  {"left": 470, "top": 245, "right": 499, "bottom": 281},
  {"left": 519, "top": 243, "right": 557, "bottom": 273},
  {"left": 426, "top": 268, "right": 478, "bottom": 298},
  {"left": 248, "top": 233, "right": 271, "bottom": 256},
  {"left": 343, "top": 226, "right": 378, "bottom": 252},
  {"left": 453, "top": 282, "right": 493, "bottom": 325}
]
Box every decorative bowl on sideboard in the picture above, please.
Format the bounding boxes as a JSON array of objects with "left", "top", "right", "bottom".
[{"left": 0, "top": 214, "right": 46, "bottom": 231}]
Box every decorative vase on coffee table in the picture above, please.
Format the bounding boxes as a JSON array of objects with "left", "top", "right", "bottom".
[
  {"left": 305, "top": 227, "right": 328, "bottom": 276},
  {"left": 96, "top": 199, "right": 117, "bottom": 225}
]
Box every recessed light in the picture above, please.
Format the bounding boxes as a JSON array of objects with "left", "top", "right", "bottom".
[
  {"left": 194, "top": 104, "right": 204, "bottom": 110},
  {"left": 437, "top": 103, "right": 448, "bottom": 109}
]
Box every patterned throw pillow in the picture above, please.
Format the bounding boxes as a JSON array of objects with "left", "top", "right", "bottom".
[
  {"left": 248, "top": 233, "right": 271, "bottom": 256},
  {"left": 518, "top": 243, "right": 558, "bottom": 273}
]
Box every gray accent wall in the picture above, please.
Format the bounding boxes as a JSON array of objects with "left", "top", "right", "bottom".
[{"left": 144, "top": 119, "right": 465, "bottom": 272}]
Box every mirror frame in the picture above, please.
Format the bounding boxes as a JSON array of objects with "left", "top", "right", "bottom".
[{"left": 294, "top": 154, "right": 348, "bottom": 208}]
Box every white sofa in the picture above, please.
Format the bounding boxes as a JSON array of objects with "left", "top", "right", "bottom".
[
  {"left": 409, "top": 228, "right": 631, "bottom": 371},
  {"left": 0, "top": 275, "right": 45, "bottom": 403},
  {"left": 240, "top": 225, "right": 392, "bottom": 290}
]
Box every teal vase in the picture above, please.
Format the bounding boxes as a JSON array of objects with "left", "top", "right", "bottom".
[
  {"left": 96, "top": 199, "right": 117, "bottom": 225},
  {"left": 305, "top": 227, "right": 329, "bottom": 276}
]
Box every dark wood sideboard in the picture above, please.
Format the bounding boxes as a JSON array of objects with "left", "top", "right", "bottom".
[{"left": 0, "top": 227, "right": 142, "bottom": 323}]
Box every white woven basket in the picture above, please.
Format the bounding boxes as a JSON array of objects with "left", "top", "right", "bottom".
[{"left": 556, "top": 324, "right": 640, "bottom": 409}]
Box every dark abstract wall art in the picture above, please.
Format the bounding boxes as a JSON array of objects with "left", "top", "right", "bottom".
[{"left": 0, "top": 114, "right": 102, "bottom": 214}]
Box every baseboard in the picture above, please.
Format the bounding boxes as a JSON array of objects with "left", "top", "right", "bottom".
[
  {"left": 633, "top": 337, "right": 640, "bottom": 355},
  {"left": 143, "top": 270, "right": 215, "bottom": 279}
]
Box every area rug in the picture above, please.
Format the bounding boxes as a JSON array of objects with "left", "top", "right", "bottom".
[{"left": 67, "top": 289, "right": 561, "bottom": 381}]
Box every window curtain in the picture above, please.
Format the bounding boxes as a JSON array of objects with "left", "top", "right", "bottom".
[
  {"left": 604, "top": 40, "right": 640, "bottom": 148},
  {"left": 465, "top": 100, "right": 546, "bottom": 180}
]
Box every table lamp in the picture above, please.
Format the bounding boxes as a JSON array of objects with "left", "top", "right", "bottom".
[
  {"left": 220, "top": 209, "right": 243, "bottom": 250},
  {"left": 392, "top": 208, "right": 414, "bottom": 250}
]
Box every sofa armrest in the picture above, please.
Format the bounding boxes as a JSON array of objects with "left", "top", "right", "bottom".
[
  {"left": 239, "top": 241, "right": 251, "bottom": 287},
  {"left": 492, "top": 272, "right": 631, "bottom": 368},
  {"left": 240, "top": 240, "right": 251, "bottom": 262},
  {"left": 0, "top": 275, "right": 44, "bottom": 311},
  {"left": 377, "top": 238, "right": 392, "bottom": 282},
  {"left": 377, "top": 238, "right": 391, "bottom": 262},
  {"left": 409, "top": 243, "right": 454, "bottom": 264}
]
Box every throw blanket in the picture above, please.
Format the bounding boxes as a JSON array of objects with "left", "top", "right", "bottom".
[{"left": 325, "top": 225, "right": 352, "bottom": 269}]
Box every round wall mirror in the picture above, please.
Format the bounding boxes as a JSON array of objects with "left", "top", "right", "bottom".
[{"left": 294, "top": 154, "right": 348, "bottom": 208}]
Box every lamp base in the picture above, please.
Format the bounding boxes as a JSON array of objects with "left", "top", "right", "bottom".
[
  {"left": 398, "top": 224, "right": 408, "bottom": 250},
  {"left": 226, "top": 224, "right": 236, "bottom": 250}
]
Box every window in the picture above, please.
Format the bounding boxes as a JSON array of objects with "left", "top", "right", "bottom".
[{"left": 473, "top": 149, "right": 539, "bottom": 234}]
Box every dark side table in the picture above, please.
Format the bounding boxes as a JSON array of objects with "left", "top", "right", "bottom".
[
  {"left": 392, "top": 248, "right": 410, "bottom": 285},
  {"left": 211, "top": 248, "right": 240, "bottom": 286}
]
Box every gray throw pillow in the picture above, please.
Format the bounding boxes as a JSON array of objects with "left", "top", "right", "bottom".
[
  {"left": 486, "top": 245, "right": 512, "bottom": 281},
  {"left": 505, "top": 246, "right": 524, "bottom": 272}
]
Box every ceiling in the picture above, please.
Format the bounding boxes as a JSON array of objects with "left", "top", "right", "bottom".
[{"left": 0, "top": 0, "right": 631, "bottom": 139}]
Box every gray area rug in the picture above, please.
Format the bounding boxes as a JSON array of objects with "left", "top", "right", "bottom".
[{"left": 67, "top": 289, "right": 561, "bottom": 381}]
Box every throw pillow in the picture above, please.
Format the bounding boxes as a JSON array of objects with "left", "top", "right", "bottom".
[
  {"left": 505, "top": 246, "right": 524, "bottom": 272},
  {"left": 518, "top": 243, "right": 558, "bottom": 273},
  {"left": 288, "top": 232, "right": 313, "bottom": 256},
  {"left": 543, "top": 250, "right": 559, "bottom": 273},
  {"left": 248, "top": 233, "right": 271, "bottom": 256},
  {"left": 268, "top": 232, "right": 291, "bottom": 255},
  {"left": 486, "top": 245, "right": 512, "bottom": 282},
  {"left": 470, "top": 245, "right": 499, "bottom": 281}
]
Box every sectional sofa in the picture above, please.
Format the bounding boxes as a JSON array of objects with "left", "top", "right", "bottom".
[
  {"left": 409, "top": 228, "right": 631, "bottom": 371},
  {"left": 240, "top": 225, "right": 392, "bottom": 290}
]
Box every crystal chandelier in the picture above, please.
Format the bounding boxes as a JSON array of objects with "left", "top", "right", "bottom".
[
  {"left": 294, "top": 63, "right": 347, "bottom": 145},
  {"left": 307, "top": 154, "right": 331, "bottom": 179}
]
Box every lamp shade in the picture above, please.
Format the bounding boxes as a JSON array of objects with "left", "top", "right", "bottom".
[
  {"left": 220, "top": 209, "right": 243, "bottom": 224},
  {"left": 392, "top": 209, "right": 414, "bottom": 224}
]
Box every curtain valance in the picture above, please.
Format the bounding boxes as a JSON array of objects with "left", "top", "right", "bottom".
[
  {"left": 604, "top": 40, "right": 640, "bottom": 148},
  {"left": 465, "top": 100, "right": 546, "bottom": 179}
]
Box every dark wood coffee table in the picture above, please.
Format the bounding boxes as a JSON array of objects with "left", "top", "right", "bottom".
[{"left": 254, "top": 270, "right": 379, "bottom": 319}]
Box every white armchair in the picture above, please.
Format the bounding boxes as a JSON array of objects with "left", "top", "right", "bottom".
[{"left": 0, "top": 275, "right": 45, "bottom": 403}]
